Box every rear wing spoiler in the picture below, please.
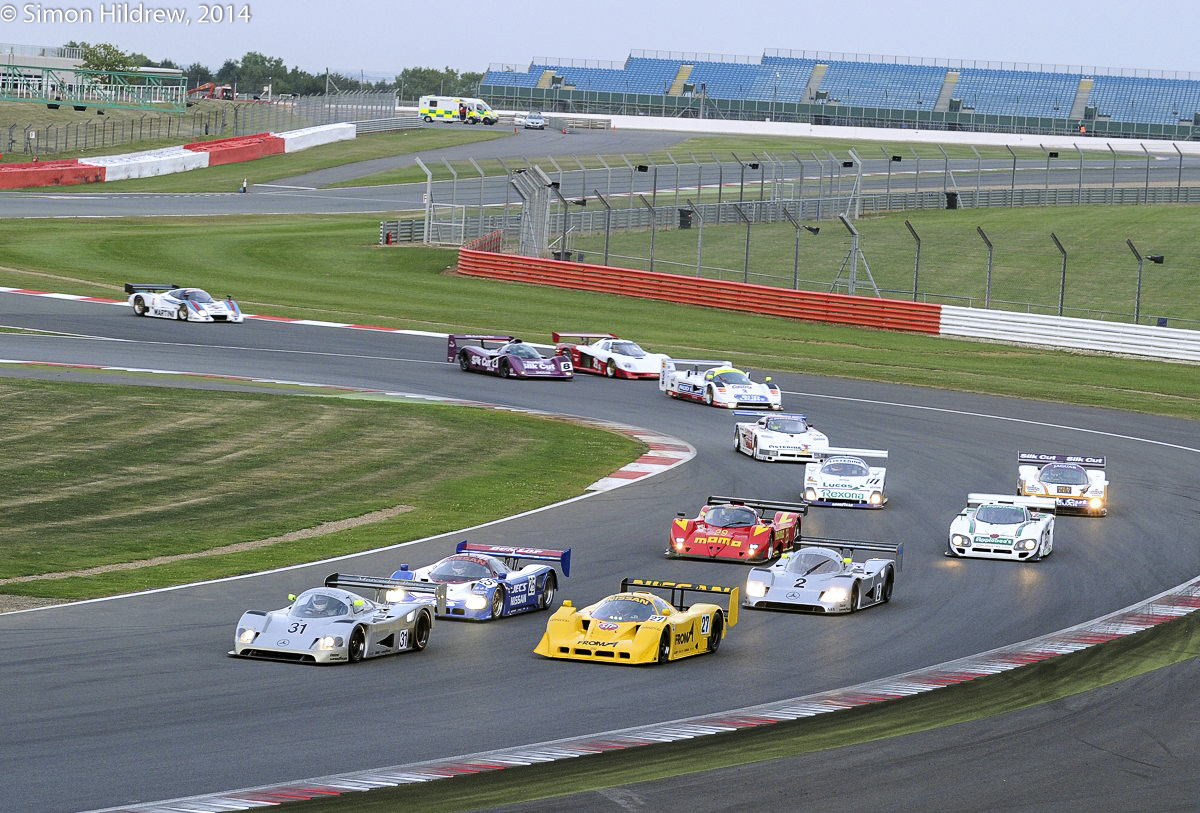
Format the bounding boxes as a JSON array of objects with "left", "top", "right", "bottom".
[
  {"left": 966, "top": 493, "right": 1057, "bottom": 513},
  {"left": 733, "top": 410, "right": 809, "bottom": 421},
  {"left": 811, "top": 447, "right": 889, "bottom": 461},
  {"left": 794, "top": 537, "right": 903, "bottom": 571},
  {"left": 124, "top": 282, "right": 180, "bottom": 294},
  {"left": 621, "top": 578, "right": 739, "bottom": 627},
  {"left": 324, "top": 573, "right": 447, "bottom": 614},
  {"left": 707, "top": 495, "right": 809, "bottom": 517},
  {"left": 456, "top": 541, "right": 571, "bottom": 578},
  {"left": 446, "top": 334, "right": 516, "bottom": 362},
  {"left": 1018, "top": 452, "right": 1106, "bottom": 469},
  {"left": 663, "top": 358, "right": 731, "bottom": 373},
  {"left": 552, "top": 332, "right": 616, "bottom": 343}
]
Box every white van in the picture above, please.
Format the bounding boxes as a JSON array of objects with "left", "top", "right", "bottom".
[{"left": 418, "top": 95, "right": 498, "bottom": 125}]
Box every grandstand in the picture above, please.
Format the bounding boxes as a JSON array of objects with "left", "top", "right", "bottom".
[{"left": 482, "top": 48, "right": 1200, "bottom": 139}]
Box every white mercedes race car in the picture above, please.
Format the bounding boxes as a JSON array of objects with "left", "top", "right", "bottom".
[
  {"left": 1017, "top": 452, "right": 1108, "bottom": 516},
  {"left": 660, "top": 359, "right": 782, "bottom": 410},
  {"left": 552, "top": 332, "right": 670, "bottom": 379},
  {"left": 125, "top": 283, "right": 244, "bottom": 323},
  {"left": 743, "top": 539, "right": 901, "bottom": 614},
  {"left": 734, "top": 411, "right": 829, "bottom": 462},
  {"left": 947, "top": 494, "right": 1056, "bottom": 562},
  {"left": 231, "top": 574, "right": 446, "bottom": 665},
  {"left": 803, "top": 448, "right": 888, "bottom": 508}
]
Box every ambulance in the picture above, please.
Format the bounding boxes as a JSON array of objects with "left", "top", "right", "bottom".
[{"left": 418, "top": 95, "right": 499, "bottom": 125}]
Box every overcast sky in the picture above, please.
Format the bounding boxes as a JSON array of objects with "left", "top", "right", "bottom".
[{"left": 5, "top": 0, "right": 1198, "bottom": 79}]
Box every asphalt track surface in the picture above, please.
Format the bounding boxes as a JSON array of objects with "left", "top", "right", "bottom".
[{"left": 2, "top": 292, "right": 1199, "bottom": 813}]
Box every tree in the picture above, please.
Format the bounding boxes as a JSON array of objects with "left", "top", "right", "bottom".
[{"left": 78, "top": 42, "right": 136, "bottom": 72}]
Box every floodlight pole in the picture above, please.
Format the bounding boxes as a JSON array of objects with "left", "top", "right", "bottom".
[
  {"left": 977, "top": 225, "right": 994, "bottom": 308},
  {"left": 1050, "top": 232, "right": 1067, "bottom": 316}
]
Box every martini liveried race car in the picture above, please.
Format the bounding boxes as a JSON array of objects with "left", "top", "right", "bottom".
[
  {"left": 388, "top": 541, "right": 570, "bottom": 621},
  {"left": 551, "top": 332, "right": 670, "bottom": 379},
  {"left": 1016, "top": 452, "right": 1108, "bottom": 516},
  {"left": 743, "top": 539, "right": 902, "bottom": 614},
  {"left": 660, "top": 359, "right": 781, "bottom": 409},
  {"left": 447, "top": 335, "right": 573, "bottom": 379},
  {"left": 734, "top": 411, "right": 829, "bottom": 461},
  {"left": 668, "top": 496, "right": 807, "bottom": 563},
  {"left": 125, "top": 283, "right": 244, "bottom": 323},
  {"left": 231, "top": 573, "right": 446, "bottom": 664},
  {"left": 802, "top": 448, "right": 889, "bottom": 508},
  {"left": 947, "top": 494, "right": 1056, "bottom": 562},
  {"left": 534, "top": 578, "right": 738, "bottom": 665}
]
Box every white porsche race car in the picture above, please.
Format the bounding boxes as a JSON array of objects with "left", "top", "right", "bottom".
[
  {"left": 1017, "top": 452, "right": 1108, "bottom": 516},
  {"left": 660, "top": 359, "right": 781, "bottom": 410},
  {"left": 803, "top": 448, "right": 888, "bottom": 507},
  {"left": 125, "top": 282, "right": 244, "bottom": 323},
  {"left": 947, "top": 494, "right": 1056, "bottom": 562},
  {"left": 734, "top": 411, "right": 829, "bottom": 462},
  {"left": 552, "top": 332, "right": 670, "bottom": 379}
]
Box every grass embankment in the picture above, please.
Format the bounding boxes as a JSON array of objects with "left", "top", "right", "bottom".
[
  {"left": 0, "top": 380, "right": 640, "bottom": 600},
  {"left": 0, "top": 211, "right": 1195, "bottom": 421}
]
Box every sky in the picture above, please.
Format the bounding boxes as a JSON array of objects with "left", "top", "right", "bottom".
[{"left": 3, "top": 0, "right": 1199, "bottom": 79}]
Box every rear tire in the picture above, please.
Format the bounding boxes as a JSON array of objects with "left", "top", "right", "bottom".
[
  {"left": 132, "top": 296, "right": 147, "bottom": 316},
  {"left": 458, "top": 351, "right": 471, "bottom": 372},
  {"left": 540, "top": 576, "right": 556, "bottom": 610},
  {"left": 707, "top": 613, "right": 724, "bottom": 653},
  {"left": 411, "top": 612, "right": 431, "bottom": 651},
  {"left": 348, "top": 626, "right": 366, "bottom": 662}
]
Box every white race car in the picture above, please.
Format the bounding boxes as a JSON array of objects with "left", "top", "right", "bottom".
[
  {"left": 734, "top": 411, "right": 829, "bottom": 462},
  {"left": 803, "top": 448, "right": 888, "bottom": 507},
  {"left": 1017, "top": 452, "right": 1108, "bottom": 516},
  {"left": 947, "top": 494, "right": 1056, "bottom": 562},
  {"left": 125, "top": 282, "right": 244, "bottom": 323},
  {"left": 660, "top": 359, "right": 781, "bottom": 410},
  {"left": 552, "top": 332, "right": 670, "bottom": 379}
]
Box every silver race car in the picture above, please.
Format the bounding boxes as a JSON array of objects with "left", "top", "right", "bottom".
[
  {"left": 231, "top": 574, "right": 446, "bottom": 664},
  {"left": 803, "top": 448, "right": 889, "bottom": 507},
  {"left": 743, "top": 539, "right": 901, "bottom": 613},
  {"left": 125, "top": 283, "right": 244, "bottom": 323},
  {"left": 947, "top": 494, "right": 1056, "bottom": 562},
  {"left": 734, "top": 411, "right": 829, "bottom": 461}
]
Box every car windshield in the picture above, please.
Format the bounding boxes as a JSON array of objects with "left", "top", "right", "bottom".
[
  {"left": 591, "top": 595, "right": 667, "bottom": 622},
  {"left": 609, "top": 340, "right": 645, "bottom": 357},
  {"left": 292, "top": 591, "right": 348, "bottom": 618},
  {"left": 428, "top": 555, "right": 497, "bottom": 583},
  {"left": 821, "top": 459, "right": 868, "bottom": 477},
  {"left": 506, "top": 343, "right": 542, "bottom": 360},
  {"left": 713, "top": 370, "right": 753, "bottom": 386},
  {"left": 765, "top": 417, "right": 807, "bottom": 433},
  {"left": 975, "top": 505, "right": 1028, "bottom": 525},
  {"left": 175, "top": 289, "right": 214, "bottom": 303},
  {"left": 785, "top": 550, "right": 841, "bottom": 576},
  {"left": 1038, "top": 464, "right": 1089, "bottom": 485},
  {"left": 703, "top": 505, "right": 758, "bottom": 528}
]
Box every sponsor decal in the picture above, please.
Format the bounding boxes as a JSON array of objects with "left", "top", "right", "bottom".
[
  {"left": 277, "top": 639, "right": 290, "bottom": 646},
  {"left": 674, "top": 628, "right": 693, "bottom": 646},
  {"left": 822, "top": 490, "right": 864, "bottom": 500},
  {"left": 974, "top": 536, "right": 1013, "bottom": 546},
  {"left": 597, "top": 622, "right": 619, "bottom": 631},
  {"left": 581, "top": 640, "right": 618, "bottom": 648}
]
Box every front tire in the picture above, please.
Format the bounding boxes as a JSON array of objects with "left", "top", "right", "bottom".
[
  {"left": 881, "top": 567, "right": 894, "bottom": 603},
  {"left": 848, "top": 582, "right": 860, "bottom": 613},
  {"left": 657, "top": 631, "right": 671, "bottom": 663},
  {"left": 411, "top": 612, "right": 431, "bottom": 651},
  {"left": 703, "top": 386, "right": 714, "bottom": 406},
  {"left": 604, "top": 362, "right": 616, "bottom": 378},
  {"left": 132, "top": 296, "right": 147, "bottom": 316},
  {"left": 498, "top": 360, "right": 511, "bottom": 379},
  {"left": 175, "top": 305, "right": 188, "bottom": 321},
  {"left": 489, "top": 586, "right": 505, "bottom": 619},
  {"left": 707, "top": 613, "right": 724, "bottom": 653},
  {"left": 348, "top": 626, "right": 367, "bottom": 662}
]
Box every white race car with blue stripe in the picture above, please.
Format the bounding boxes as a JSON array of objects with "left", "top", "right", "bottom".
[
  {"left": 803, "top": 448, "right": 888, "bottom": 507},
  {"left": 125, "top": 282, "right": 243, "bottom": 323}
]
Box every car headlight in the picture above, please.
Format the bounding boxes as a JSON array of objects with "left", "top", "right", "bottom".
[
  {"left": 868, "top": 492, "right": 883, "bottom": 505},
  {"left": 1088, "top": 496, "right": 1104, "bottom": 509},
  {"left": 385, "top": 588, "right": 406, "bottom": 602},
  {"left": 951, "top": 534, "right": 971, "bottom": 547},
  {"left": 237, "top": 628, "right": 257, "bottom": 644},
  {"left": 745, "top": 580, "right": 768, "bottom": 598},
  {"left": 821, "top": 587, "right": 849, "bottom": 603},
  {"left": 674, "top": 539, "right": 685, "bottom": 551},
  {"left": 1017, "top": 538, "right": 1038, "bottom": 551},
  {"left": 804, "top": 487, "right": 817, "bottom": 501},
  {"left": 748, "top": 544, "right": 759, "bottom": 555},
  {"left": 466, "top": 594, "right": 489, "bottom": 610},
  {"left": 318, "top": 636, "right": 338, "bottom": 651}
]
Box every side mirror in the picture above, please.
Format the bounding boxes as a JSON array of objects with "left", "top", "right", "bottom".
[{"left": 563, "top": 600, "right": 573, "bottom": 608}]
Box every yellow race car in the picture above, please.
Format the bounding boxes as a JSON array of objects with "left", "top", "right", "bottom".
[{"left": 533, "top": 578, "right": 738, "bottom": 665}]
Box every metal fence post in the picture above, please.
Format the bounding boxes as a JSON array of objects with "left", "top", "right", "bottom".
[
  {"left": 592, "top": 189, "right": 611, "bottom": 266},
  {"left": 905, "top": 219, "right": 921, "bottom": 301},
  {"left": 638, "top": 194, "right": 657, "bottom": 272},
  {"left": 977, "top": 225, "right": 994, "bottom": 308},
  {"left": 1051, "top": 232, "right": 1067, "bottom": 316},
  {"left": 733, "top": 203, "right": 751, "bottom": 283}
]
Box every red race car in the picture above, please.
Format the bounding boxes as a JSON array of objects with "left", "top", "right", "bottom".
[
  {"left": 552, "top": 332, "right": 671, "bottom": 379},
  {"left": 667, "top": 496, "right": 807, "bottom": 563}
]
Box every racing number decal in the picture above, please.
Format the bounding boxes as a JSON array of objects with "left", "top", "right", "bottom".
[
  {"left": 792, "top": 578, "right": 807, "bottom": 588},
  {"left": 287, "top": 622, "right": 307, "bottom": 633},
  {"left": 398, "top": 629, "right": 409, "bottom": 649},
  {"left": 700, "top": 614, "right": 711, "bottom": 635}
]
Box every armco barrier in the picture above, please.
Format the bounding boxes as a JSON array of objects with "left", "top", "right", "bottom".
[
  {"left": 940, "top": 305, "right": 1200, "bottom": 363},
  {"left": 0, "top": 159, "right": 106, "bottom": 190},
  {"left": 277, "top": 123, "right": 357, "bottom": 152},
  {"left": 79, "top": 146, "right": 209, "bottom": 182},
  {"left": 456, "top": 249, "right": 943, "bottom": 334},
  {"left": 184, "top": 133, "right": 286, "bottom": 166}
]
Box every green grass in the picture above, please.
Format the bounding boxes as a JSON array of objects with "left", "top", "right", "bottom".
[
  {"left": 282, "top": 610, "right": 1200, "bottom": 812},
  {"left": 0, "top": 379, "right": 640, "bottom": 600}
]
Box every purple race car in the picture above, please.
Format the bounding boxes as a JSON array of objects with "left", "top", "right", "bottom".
[{"left": 447, "top": 335, "right": 573, "bottom": 379}]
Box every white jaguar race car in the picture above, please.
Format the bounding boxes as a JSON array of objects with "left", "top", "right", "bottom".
[
  {"left": 231, "top": 574, "right": 446, "bottom": 665},
  {"left": 803, "top": 448, "right": 888, "bottom": 507},
  {"left": 1017, "top": 452, "right": 1108, "bottom": 516},
  {"left": 552, "top": 332, "right": 670, "bottom": 379},
  {"left": 125, "top": 283, "right": 244, "bottom": 323},
  {"left": 947, "top": 494, "right": 1056, "bottom": 562},
  {"left": 734, "top": 411, "right": 829, "bottom": 462},
  {"left": 660, "top": 359, "right": 781, "bottom": 410},
  {"left": 743, "top": 539, "right": 901, "bottom": 614}
]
